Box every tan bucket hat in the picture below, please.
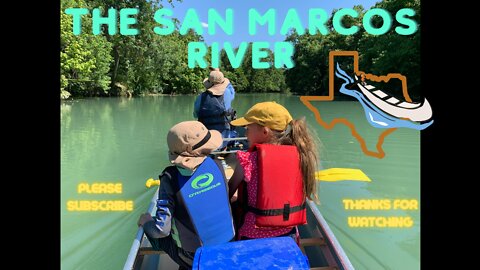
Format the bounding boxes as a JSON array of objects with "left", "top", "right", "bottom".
[
  {"left": 203, "top": 68, "right": 230, "bottom": 95},
  {"left": 167, "top": 121, "right": 223, "bottom": 170}
]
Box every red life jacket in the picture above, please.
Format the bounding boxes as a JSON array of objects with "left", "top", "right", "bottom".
[{"left": 249, "top": 144, "right": 307, "bottom": 227}]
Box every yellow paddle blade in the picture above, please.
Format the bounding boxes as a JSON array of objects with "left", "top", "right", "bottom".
[
  {"left": 315, "top": 168, "right": 371, "bottom": 182},
  {"left": 145, "top": 178, "right": 160, "bottom": 188}
]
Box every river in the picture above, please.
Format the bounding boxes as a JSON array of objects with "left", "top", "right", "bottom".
[{"left": 61, "top": 94, "right": 420, "bottom": 270}]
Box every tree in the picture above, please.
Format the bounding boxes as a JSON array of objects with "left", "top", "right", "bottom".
[
  {"left": 358, "top": 0, "right": 421, "bottom": 100},
  {"left": 60, "top": 0, "right": 113, "bottom": 98},
  {"left": 218, "top": 43, "right": 287, "bottom": 93},
  {"left": 285, "top": 0, "right": 420, "bottom": 98}
]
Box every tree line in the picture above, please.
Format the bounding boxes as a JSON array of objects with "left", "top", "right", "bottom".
[{"left": 61, "top": 0, "right": 420, "bottom": 99}]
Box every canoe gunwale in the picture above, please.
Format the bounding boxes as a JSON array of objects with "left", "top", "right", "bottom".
[
  {"left": 306, "top": 200, "right": 354, "bottom": 270},
  {"left": 123, "top": 188, "right": 159, "bottom": 270}
]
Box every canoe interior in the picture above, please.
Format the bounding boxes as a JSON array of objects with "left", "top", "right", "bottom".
[
  {"left": 298, "top": 204, "right": 345, "bottom": 270},
  {"left": 128, "top": 154, "right": 351, "bottom": 270},
  {"left": 131, "top": 203, "right": 346, "bottom": 270}
]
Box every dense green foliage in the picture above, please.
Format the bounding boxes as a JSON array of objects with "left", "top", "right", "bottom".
[
  {"left": 61, "top": 0, "right": 420, "bottom": 99},
  {"left": 61, "top": 0, "right": 113, "bottom": 97},
  {"left": 219, "top": 44, "right": 288, "bottom": 93},
  {"left": 285, "top": 0, "right": 421, "bottom": 99}
]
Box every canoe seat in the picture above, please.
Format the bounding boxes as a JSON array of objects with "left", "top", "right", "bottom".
[
  {"left": 137, "top": 247, "right": 166, "bottom": 255},
  {"left": 139, "top": 237, "right": 326, "bottom": 255},
  {"left": 300, "top": 237, "right": 325, "bottom": 247},
  {"left": 299, "top": 237, "right": 340, "bottom": 270}
]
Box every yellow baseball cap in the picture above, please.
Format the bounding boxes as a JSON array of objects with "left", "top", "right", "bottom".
[{"left": 230, "top": 101, "right": 293, "bottom": 131}]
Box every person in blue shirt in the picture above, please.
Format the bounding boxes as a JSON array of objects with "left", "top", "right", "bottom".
[{"left": 193, "top": 68, "right": 237, "bottom": 149}]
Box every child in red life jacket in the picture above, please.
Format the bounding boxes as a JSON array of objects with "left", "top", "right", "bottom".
[{"left": 229, "top": 101, "right": 319, "bottom": 240}]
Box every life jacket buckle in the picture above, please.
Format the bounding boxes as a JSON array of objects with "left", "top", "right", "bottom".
[{"left": 283, "top": 203, "right": 290, "bottom": 221}]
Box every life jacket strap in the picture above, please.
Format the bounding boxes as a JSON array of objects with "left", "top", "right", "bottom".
[{"left": 248, "top": 202, "right": 306, "bottom": 221}]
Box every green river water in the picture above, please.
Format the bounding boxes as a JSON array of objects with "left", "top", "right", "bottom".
[{"left": 61, "top": 94, "right": 420, "bottom": 270}]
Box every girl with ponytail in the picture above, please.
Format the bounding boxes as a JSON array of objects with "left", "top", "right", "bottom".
[{"left": 229, "top": 101, "right": 319, "bottom": 240}]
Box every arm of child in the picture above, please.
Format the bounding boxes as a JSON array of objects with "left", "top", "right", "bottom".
[
  {"left": 138, "top": 213, "right": 153, "bottom": 227},
  {"left": 142, "top": 174, "right": 176, "bottom": 238},
  {"left": 229, "top": 164, "right": 244, "bottom": 200}
]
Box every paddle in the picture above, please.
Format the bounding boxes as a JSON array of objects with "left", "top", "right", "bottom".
[
  {"left": 145, "top": 178, "right": 160, "bottom": 188},
  {"left": 144, "top": 167, "right": 370, "bottom": 188},
  {"left": 315, "top": 168, "right": 371, "bottom": 182}
]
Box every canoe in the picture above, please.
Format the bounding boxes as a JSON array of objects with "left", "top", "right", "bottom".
[{"left": 124, "top": 157, "right": 354, "bottom": 270}]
